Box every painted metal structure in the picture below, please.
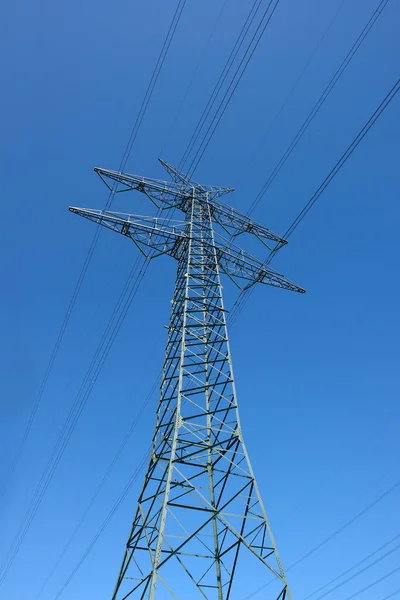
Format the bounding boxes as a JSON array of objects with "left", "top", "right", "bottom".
[{"left": 70, "top": 161, "right": 305, "bottom": 600}]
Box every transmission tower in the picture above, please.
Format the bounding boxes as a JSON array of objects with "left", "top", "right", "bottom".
[{"left": 70, "top": 160, "right": 305, "bottom": 600}]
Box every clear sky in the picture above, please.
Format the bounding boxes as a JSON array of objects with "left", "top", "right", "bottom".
[{"left": 0, "top": 0, "right": 399, "bottom": 599}]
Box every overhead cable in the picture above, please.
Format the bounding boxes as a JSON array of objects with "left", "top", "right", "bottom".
[
  {"left": 0, "top": 259, "right": 149, "bottom": 584},
  {"left": 379, "top": 588, "right": 400, "bottom": 600},
  {"left": 160, "top": 0, "right": 230, "bottom": 159},
  {"left": 303, "top": 532, "right": 400, "bottom": 599},
  {"left": 34, "top": 371, "right": 161, "bottom": 598},
  {"left": 187, "top": 0, "right": 282, "bottom": 178},
  {"left": 243, "top": 477, "right": 400, "bottom": 599},
  {"left": 24, "top": 2, "right": 276, "bottom": 587},
  {"left": 228, "top": 75, "right": 400, "bottom": 326},
  {"left": 0, "top": 0, "right": 187, "bottom": 510},
  {"left": 241, "top": 0, "right": 347, "bottom": 175},
  {"left": 281, "top": 76, "right": 400, "bottom": 240},
  {"left": 341, "top": 566, "right": 400, "bottom": 600},
  {"left": 312, "top": 540, "right": 400, "bottom": 600},
  {"left": 178, "top": 0, "right": 266, "bottom": 171},
  {"left": 47, "top": 75, "right": 400, "bottom": 597},
  {"left": 246, "top": 0, "right": 390, "bottom": 216},
  {"left": 52, "top": 448, "right": 151, "bottom": 600}
]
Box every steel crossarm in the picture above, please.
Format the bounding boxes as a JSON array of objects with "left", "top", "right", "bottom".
[
  {"left": 208, "top": 199, "right": 286, "bottom": 247},
  {"left": 94, "top": 167, "right": 192, "bottom": 211},
  {"left": 159, "top": 159, "right": 287, "bottom": 247},
  {"left": 95, "top": 163, "right": 288, "bottom": 247},
  {"left": 68, "top": 207, "right": 185, "bottom": 259},
  {"left": 215, "top": 241, "right": 305, "bottom": 292},
  {"left": 69, "top": 208, "right": 304, "bottom": 292}
]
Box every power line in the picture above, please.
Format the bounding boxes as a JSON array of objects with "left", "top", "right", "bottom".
[
  {"left": 8, "top": 3, "right": 394, "bottom": 597},
  {"left": 52, "top": 448, "right": 151, "bottom": 600},
  {"left": 281, "top": 75, "right": 400, "bottom": 240},
  {"left": 287, "top": 479, "right": 400, "bottom": 571},
  {"left": 34, "top": 373, "right": 161, "bottom": 598},
  {"left": 280, "top": 480, "right": 399, "bottom": 576},
  {"left": 38, "top": 273, "right": 258, "bottom": 594},
  {"left": 53, "top": 72, "right": 399, "bottom": 596},
  {"left": 0, "top": 260, "right": 149, "bottom": 586},
  {"left": 341, "top": 566, "right": 400, "bottom": 600},
  {"left": 228, "top": 74, "right": 400, "bottom": 327},
  {"left": 0, "top": 234, "right": 95, "bottom": 508},
  {"left": 240, "top": 0, "right": 348, "bottom": 176},
  {"left": 162, "top": 1, "right": 279, "bottom": 228},
  {"left": 312, "top": 540, "right": 400, "bottom": 600},
  {"left": 187, "top": 0, "right": 282, "bottom": 178},
  {"left": 119, "top": 0, "right": 188, "bottom": 171},
  {"left": 178, "top": 0, "right": 265, "bottom": 171},
  {"left": 16, "top": 0, "right": 272, "bottom": 589},
  {"left": 227, "top": 1, "right": 391, "bottom": 328},
  {"left": 246, "top": 0, "right": 390, "bottom": 216},
  {"left": 162, "top": 0, "right": 281, "bottom": 197},
  {"left": 30, "top": 71, "right": 400, "bottom": 595},
  {"left": 304, "top": 533, "right": 400, "bottom": 599},
  {"left": 159, "top": 0, "right": 230, "bottom": 159},
  {"left": 0, "top": 0, "right": 187, "bottom": 511},
  {"left": 40, "top": 385, "right": 400, "bottom": 598},
  {"left": 379, "top": 589, "right": 400, "bottom": 600},
  {"left": 243, "top": 477, "right": 400, "bottom": 599}
]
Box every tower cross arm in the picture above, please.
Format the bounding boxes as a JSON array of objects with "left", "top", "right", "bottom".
[
  {"left": 69, "top": 207, "right": 185, "bottom": 259},
  {"left": 208, "top": 199, "right": 287, "bottom": 247},
  {"left": 158, "top": 160, "right": 289, "bottom": 247},
  {"left": 94, "top": 167, "right": 190, "bottom": 211},
  {"left": 69, "top": 207, "right": 305, "bottom": 292},
  {"left": 215, "top": 240, "right": 305, "bottom": 293}
]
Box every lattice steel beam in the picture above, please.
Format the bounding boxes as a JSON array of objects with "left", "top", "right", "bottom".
[{"left": 70, "top": 162, "right": 304, "bottom": 599}]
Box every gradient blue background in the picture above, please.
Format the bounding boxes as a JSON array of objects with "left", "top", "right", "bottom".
[{"left": 0, "top": 0, "right": 399, "bottom": 599}]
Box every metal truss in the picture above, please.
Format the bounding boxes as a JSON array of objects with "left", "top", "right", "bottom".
[
  {"left": 70, "top": 162, "right": 305, "bottom": 600},
  {"left": 94, "top": 159, "right": 287, "bottom": 250}
]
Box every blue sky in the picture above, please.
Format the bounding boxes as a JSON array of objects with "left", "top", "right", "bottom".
[{"left": 0, "top": 0, "right": 399, "bottom": 599}]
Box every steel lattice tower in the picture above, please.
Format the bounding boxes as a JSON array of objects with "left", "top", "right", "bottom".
[{"left": 70, "top": 160, "right": 305, "bottom": 600}]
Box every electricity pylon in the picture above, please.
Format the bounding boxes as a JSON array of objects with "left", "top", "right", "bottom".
[{"left": 70, "top": 160, "right": 305, "bottom": 600}]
